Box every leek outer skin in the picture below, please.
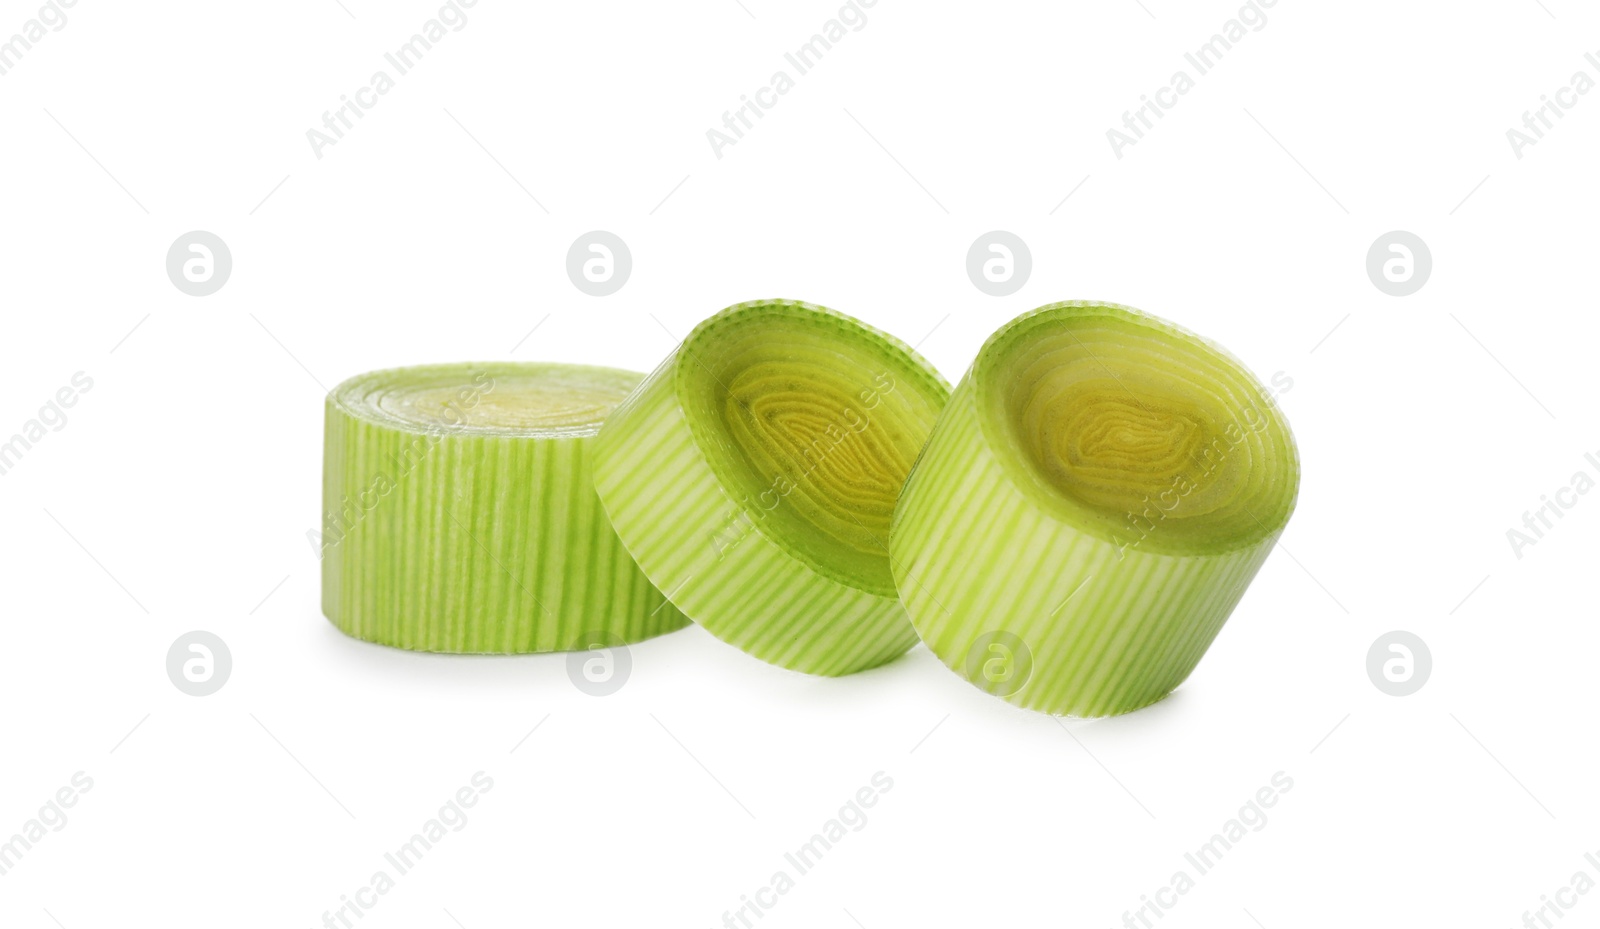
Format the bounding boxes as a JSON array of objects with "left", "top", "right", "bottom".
[
  {"left": 320, "top": 362, "right": 688, "bottom": 653},
  {"left": 889, "top": 302, "right": 1300, "bottom": 717},
  {"left": 592, "top": 300, "right": 951, "bottom": 676}
]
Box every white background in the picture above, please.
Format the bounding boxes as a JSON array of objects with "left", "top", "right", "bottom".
[{"left": 2, "top": 1, "right": 1597, "bottom": 927}]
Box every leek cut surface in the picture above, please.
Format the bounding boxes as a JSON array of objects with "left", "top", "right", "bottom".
[
  {"left": 889, "top": 302, "right": 1299, "bottom": 716},
  {"left": 594, "top": 300, "right": 950, "bottom": 675}
]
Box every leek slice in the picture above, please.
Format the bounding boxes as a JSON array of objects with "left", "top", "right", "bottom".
[
  {"left": 889, "top": 302, "right": 1299, "bottom": 716},
  {"left": 593, "top": 300, "right": 950, "bottom": 675},
  {"left": 320, "top": 362, "right": 687, "bottom": 653}
]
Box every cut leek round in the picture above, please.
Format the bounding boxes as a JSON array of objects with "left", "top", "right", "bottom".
[
  {"left": 319, "top": 362, "right": 688, "bottom": 653},
  {"left": 889, "top": 302, "right": 1299, "bottom": 716},
  {"left": 592, "top": 299, "right": 950, "bottom": 675}
]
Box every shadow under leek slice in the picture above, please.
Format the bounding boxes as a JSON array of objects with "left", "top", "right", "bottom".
[
  {"left": 320, "top": 362, "right": 688, "bottom": 653},
  {"left": 889, "top": 301, "right": 1300, "bottom": 717},
  {"left": 592, "top": 299, "right": 951, "bottom": 676}
]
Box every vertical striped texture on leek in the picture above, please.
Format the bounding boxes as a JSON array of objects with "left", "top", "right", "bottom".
[
  {"left": 320, "top": 362, "right": 687, "bottom": 653},
  {"left": 593, "top": 299, "right": 950, "bottom": 675},
  {"left": 890, "top": 302, "right": 1299, "bottom": 716}
]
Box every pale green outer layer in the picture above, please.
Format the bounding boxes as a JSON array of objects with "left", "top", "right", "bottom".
[
  {"left": 592, "top": 300, "right": 950, "bottom": 676},
  {"left": 320, "top": 362, "right": 688, "bottom": 653},
  {"left": 889, "top": 302, "right": 1299, "bottom": 717}
]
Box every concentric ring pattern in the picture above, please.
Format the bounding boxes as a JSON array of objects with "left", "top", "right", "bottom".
[
  {"left": 593, "top": 300, "right": 950, "bottom": 675},
  {"left": 890, "top": 302, "right": 1299, "bottom": 716}
]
